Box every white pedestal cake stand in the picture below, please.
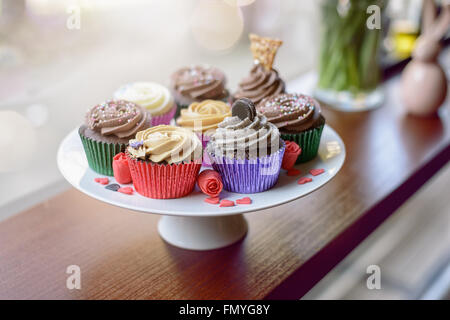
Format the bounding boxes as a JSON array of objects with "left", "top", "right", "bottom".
[{"left": 57, "top": 125, "right": 345, "bottom": 251}]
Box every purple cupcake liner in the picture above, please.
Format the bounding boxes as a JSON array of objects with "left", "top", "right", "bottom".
[
  {"left": 150, "top": 105, "right": 176, "bottom": 126},
  {"left": 207, "top": 141, "right": 285, "bottom": 194}
]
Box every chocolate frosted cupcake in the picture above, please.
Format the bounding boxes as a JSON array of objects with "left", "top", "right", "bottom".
[
  {"left": 206, "top": 98, "right": 285, "bottom": 193},
  {"left": 170, "top": 65, "right": 229, "bottom": 118},
  {"left": 257, "top": 93, "right": 325, "bottom": 163},
  {"left": 234, "top": 34, "right": 286, "bottom": 105},
  {"left": 234, "top": 64, "right": 285, "bottom": 105},
  {"left": 126, "top": 125, "right": 203, "bottom": 199},
  {"left": 79, "top": 100, "right": 152, "bottom": 176}
]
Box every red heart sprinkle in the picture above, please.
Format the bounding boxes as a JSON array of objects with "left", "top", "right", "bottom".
[
  {"left": 219, "top": 200, "right": 235, "bottom": 207},
  {"left": 118, "top": 187, "right": 134, "bottom": 195},
  {"left": 236, "top": 197, "right": 252, "bottom": 205},
  {"left": 204, "top": 197, "right": 220, "bottom": 204},
  {"left": 287, "top": 169, "right": 301, "bottom": 176},
  {"left": 298, "top": 177, "right": 313, "bottom": 185},
  {"left": 310, "top": 169, "right": 325, "bottom": 176},
  {"left": 94, "top": 177, "right": 109, "bottom": 185}
]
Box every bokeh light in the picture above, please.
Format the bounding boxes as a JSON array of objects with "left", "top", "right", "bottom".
[
  {"left": 0, "top": 111, "right": 37, "bottom": 172},
  {"left": 191, "top": 0, "right": 244, "bottom": 51},
  {"left": 223, "top": 0, "right": 255, "bottom": 7},
  {"left": 26, "top": 104, "right": 49, "bottom": 127}
]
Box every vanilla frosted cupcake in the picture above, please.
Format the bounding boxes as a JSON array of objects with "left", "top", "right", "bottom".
[
  {"left": 176, "top": 99, "right": 231, "bottom": 147},
  {"left": 79, "top": 100, "right": 151, "bottom": 176},
  {"left": 126, "top": 125, "right": 202, "bottom": 199},
  {"left": 206, "top": 98, "right": 285, "bottom": 193},
  {"left": 114, "top": 82, "right": 176, "bottom": 126}
]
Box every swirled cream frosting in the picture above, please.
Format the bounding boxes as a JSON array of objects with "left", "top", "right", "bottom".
[
  {"left": 206, "top": 113, "right": 281, "bottom": 160},
  {"left": 127, "top": 125, "right": 202, "bottom": 164},
  {"left": 234, "top": 64, "right": 285, "bottom": 105},
  {"left": 114, "top": 82, "right": 174, "bottom": 116},
  {"left": 85, "top": 100, "right": 150, "bottom": 139},
  {"left": 170, "top": 66, "right": 228, "bottom": 105},
  {"left": 257, "top": 93, "right": 324, "bottom": 133},
  {"left": 176, "top": 100, "right": 231, "bottom": 133}
]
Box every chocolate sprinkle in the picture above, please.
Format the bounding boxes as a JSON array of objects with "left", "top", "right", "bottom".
[
  {"left": 232, "top": 98, "right": 256, "bottom": 121},
  {"left": 105, "top": 184, "right": 121, "bottom": 192}
]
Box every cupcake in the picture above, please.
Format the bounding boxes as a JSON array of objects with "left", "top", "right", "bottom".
[
  {"left": 79, "top": 100, "right": 152, "bottom": 176},
  {"left": 206, "top": 98, "right": 285, "bottom": 194},
  {"left": 257, "top": 93, "right": 325, "bottom": 163},
  {"left": 170, "top": 65, "right": 229, "bottom": 118},
  {"left": 126, "top": 125, "right": 203, "bottom": 199},
  {"left": 234, "top": 33, "right": 285, "bottom": 105},
  {"left": 176, "top": 99, "right": 231, "bottom": 148},
  {"left": 114, "top": 82, "right": 176, "bottom": 126}
]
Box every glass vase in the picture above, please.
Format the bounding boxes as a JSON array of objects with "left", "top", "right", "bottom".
[{"left": 314, "top": 0, "right": 387, "bottom": 111}]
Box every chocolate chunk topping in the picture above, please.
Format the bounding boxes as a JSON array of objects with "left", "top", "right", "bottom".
[{"left": 232, "top": 98, "right": 256, "bottom": 121}]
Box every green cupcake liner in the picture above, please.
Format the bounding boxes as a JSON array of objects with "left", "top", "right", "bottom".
[
  {"left": 79, "top": 129, "right": 126, "bottom": 176},
  {"left": 281, "top": 124, "right": 325, "bottom": 164}
]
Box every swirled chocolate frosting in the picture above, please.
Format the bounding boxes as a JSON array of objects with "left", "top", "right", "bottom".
[
  {"left": 206, "top": 113, "right": 281, "bottom": 160},
  {"left": 85, "top": 100, "right": 151, "bottom": 140},
  {"left": 170, "top": 65, "right": 228, "bottom": 105},
  {"left": 234, "top": 64, "right": 285, "bottom": 105},
  {"left": 257, "top": 93, "right": 324, "bottom": 133}
]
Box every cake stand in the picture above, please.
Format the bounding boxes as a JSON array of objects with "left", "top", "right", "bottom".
[{"left": 57, "top": 125, "right": 345, "bottom": 250}]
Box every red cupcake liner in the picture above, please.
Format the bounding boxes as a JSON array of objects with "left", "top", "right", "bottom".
[{"left": 126, "top": 152, "right": 201, "bottom": 199}]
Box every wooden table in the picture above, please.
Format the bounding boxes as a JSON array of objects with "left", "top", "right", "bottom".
[{"left": 0, "top": 72, "right": 449, "bottom": 300}]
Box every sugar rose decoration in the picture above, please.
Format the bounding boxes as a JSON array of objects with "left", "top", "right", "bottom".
[
  {"left": 282, "top": 141, "right": 302, "bottom": 170},
  {"left": 197, "top": 170, "right": 223, "bottom": 198},
  {"left": 113, "top": 152, "right": 132, "bottom": 184}
]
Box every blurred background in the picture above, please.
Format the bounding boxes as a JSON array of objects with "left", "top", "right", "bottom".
[{"left": 0, "top": 0, "right": 449, "bottom": 299}]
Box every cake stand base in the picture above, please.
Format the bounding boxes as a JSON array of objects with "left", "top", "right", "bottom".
[{"left": 158, "top": 214, "right": 248, "bottom": 251}]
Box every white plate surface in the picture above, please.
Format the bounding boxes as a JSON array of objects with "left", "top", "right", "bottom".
[{"left": 57, "top": 126, "right": 345, "bottom": 217}]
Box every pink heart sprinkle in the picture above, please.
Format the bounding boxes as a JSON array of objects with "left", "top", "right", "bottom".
[
  {"left": 287, "top": 169, "right": 301, "bottom": 176},
  {"left": 298, "top": 177, "right": 313, "bottom": 185},
  {"left": 219, "top": 200, "right": 235, "bottom": 207},
  {"left": 94, "top": 177, "right": 109, "bottom": 185},
  {"left": 204, "top": 197, "right": 220, "bottom": 204},
  {"left": 236, "top": 197, "right": 252, "bottom": 205},
  {"left": 310, "top": 169, "right": 325, "bottom": 176},
  {"left": 118, "top": 187, "right": 134, "bottom": 195}
]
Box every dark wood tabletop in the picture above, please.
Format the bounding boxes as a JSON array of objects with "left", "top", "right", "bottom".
[{"left": 1, "top": 70, "right": 449, "bottom": 300}]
